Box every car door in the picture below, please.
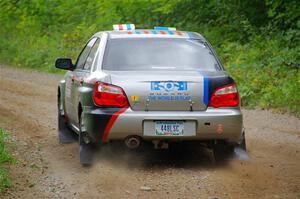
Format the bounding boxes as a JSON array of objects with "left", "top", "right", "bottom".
[
  {"left": 65, "top": 37, "right": 97, "bottom": 125},
  {"left": 73, "top": 37, "right": 101, "bottom": 126}
]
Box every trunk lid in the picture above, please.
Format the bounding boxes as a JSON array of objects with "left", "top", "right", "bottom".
[{"left": 106, "top": 70, "right": 212, "bottom": 111}]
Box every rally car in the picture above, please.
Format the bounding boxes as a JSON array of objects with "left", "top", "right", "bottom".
[{"left": 55, "top": 24, "right": 246, "bottom": 165}]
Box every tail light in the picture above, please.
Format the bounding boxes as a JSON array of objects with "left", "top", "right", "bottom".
[
  {"left": 93, "top": 82, "right": 129, "bottom": 108},
  {"left": 208, "top": 84, "right": 240, "bottom": 107}
]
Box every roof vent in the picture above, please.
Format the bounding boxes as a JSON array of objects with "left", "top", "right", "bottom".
[
  {"left": 113, "top": 24, "right": 135, "bottom": 31},
  {"left": 154, "top": 26, "right": 176, "bottom": 31}
]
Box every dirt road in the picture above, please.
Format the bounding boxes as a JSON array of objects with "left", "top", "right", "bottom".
[{"left": 0, "top": 65, "right": 299, "bottom": 199}]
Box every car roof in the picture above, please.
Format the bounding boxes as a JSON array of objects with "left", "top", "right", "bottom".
[{"left": 93, "top": 29, "right": 206, "bottom": 40}]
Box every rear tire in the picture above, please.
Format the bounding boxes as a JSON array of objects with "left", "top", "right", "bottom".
[{"left": 212, "top": 141, "right": 233, "bottom": 161}]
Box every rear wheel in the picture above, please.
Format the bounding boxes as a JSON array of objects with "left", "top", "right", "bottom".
[
  {"left": 79, "top": 111, "right": 95, "bottom": 166},
  {"left": 212, "top": 140, "right": 233, "bottom": 161}
]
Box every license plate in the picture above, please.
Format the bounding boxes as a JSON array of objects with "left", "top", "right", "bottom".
[{"left": 155, "top": 121, "right": 184, "bottom": 136}]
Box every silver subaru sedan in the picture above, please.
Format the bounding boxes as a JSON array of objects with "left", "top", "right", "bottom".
[{"left": 55, "top": 24, "right": 245, "bottom": 165}]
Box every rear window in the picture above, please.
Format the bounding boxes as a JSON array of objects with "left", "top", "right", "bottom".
[{"left": 102, "top": 38, "right": 220, "bottom": 71}]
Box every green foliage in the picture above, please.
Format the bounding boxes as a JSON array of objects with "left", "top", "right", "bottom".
[
  {"left": 0, "top": 128, "right": 16, "bottom": 192},
  {"left": 217, "top": 30, "right": 300, "bottom": 115},
  {"left": 0, "top": 0, "right": 299, "bottom": 115}
]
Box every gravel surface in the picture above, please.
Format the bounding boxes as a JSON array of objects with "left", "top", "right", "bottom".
[{"left": 0, "top": 65, "right": 299, "bottom": 199}]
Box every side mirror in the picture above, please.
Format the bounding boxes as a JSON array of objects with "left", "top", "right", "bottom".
[{"left": 55, "top": 58, "right": 74, "bottom": 70}]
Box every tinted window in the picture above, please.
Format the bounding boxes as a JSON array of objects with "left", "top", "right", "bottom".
[
  {"left": 103, "top": 38, "right": 219, "bottom": 71},
  {"left": 75, "top": 37, "right": 97, "bottom": 69},
  {"left": 83, "top": 39, "right": 100, "bottom": 70}
]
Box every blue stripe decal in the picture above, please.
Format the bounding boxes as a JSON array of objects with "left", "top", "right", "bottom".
[
  {"left": 167, "top": 30, "right": 174, "bottom": 35},
  {"left": 154, "top": 26, "right": 169, "bottom": 30},
  {"left": 150, "top": 30, "right": 158, "bottom": 34},
  {"left": 187, "top": 32, "right": 193, "bottom": 38},
  {"left": 126, "top": 24, "right": 131, "bottom": 30},
  {"left": 203, "top": 76, "right": 209, "bottom": 105},
  {"left": 134, "top": 30, "right": 141, "bottom": 34}
]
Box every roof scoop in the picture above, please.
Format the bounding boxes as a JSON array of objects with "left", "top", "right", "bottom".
[
  {"left": 154, "top": 26, "right": 176, "bottom": 31},
  {"left": 113, "top": 24, "right": 135, "bottom": 31}
]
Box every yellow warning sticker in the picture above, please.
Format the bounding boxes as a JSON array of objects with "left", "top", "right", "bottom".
[{"left": 131, "top": 95, "right": 139, "bottom": 102}]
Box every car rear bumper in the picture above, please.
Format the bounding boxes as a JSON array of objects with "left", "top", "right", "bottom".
[{"left": 84, "top": 107, "right": 243, "bottom": 144}]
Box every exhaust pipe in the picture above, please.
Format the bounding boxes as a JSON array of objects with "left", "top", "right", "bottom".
[{"left": 125, "top": 136, "right": 142, "bottom": 149}]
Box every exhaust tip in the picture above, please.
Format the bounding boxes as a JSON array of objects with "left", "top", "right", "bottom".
[{"left": 125, "top": 136, "right": 142, "bottom": 149}]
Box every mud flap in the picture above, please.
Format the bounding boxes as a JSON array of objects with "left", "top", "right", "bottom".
[
  {"left": 211, "top": 141, "right": 234, "bottom": 162},
  {"left": 232, "top": 132, "right": 249, "bottom": 160},
  {"left": 79, "top": 134, "right": 95, "bottom": 166},
  {"left": 201, "top": 146, "right": 216, "bottom": 163},
  {"left": 79, "top": 144, "right": 94, "bottom": 166},
  {"left": 58, "top": 113, "right": 77, "bottom": 143}
]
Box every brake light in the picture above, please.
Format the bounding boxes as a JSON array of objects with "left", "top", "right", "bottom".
[
  {"left": 93, "top": 82, "right": 129, "bottom": 107},
  {"left": 208, "top": 84, "right": 240, "bottom": 107}
]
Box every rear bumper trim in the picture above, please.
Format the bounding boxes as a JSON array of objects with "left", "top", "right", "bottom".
[{"left": 84, "top": 107, "right": 243, "bottom": 143}]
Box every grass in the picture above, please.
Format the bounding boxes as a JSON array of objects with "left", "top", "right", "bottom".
[
  {"left": 214, "top": 30, "right": 300, "bottom": 117},
  {"left": 0, "top": 128, "right": 16, "bottom": 193}
]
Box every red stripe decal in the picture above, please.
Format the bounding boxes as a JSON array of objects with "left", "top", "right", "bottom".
[
  {"left": 158, "top": 30, "right": 166, "bottom": 34},
  {"left": 102, "top": 108, "right": 128, "bottom": 142},
  {"left": 176, "top": 31, "right": 183, "bottom": 36},
  {"left": 143, "top": 30, "right": 150, "bottom": 34},
  {"left": 118, "top": 24, "right": 123, "bottom": 30}
]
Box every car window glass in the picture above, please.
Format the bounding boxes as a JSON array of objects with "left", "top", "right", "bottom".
[
  {"left": 83, "top": 39, "right": 100, "bottom": 70},
  {"left": 103, "top": 38, "right": 219, "bottom": 71},
  {"left": 75, "top": 37, "right": 97, "bottom": 70},
  {"left": 92, "top": 50, "right": 100, "bottom": 72}
]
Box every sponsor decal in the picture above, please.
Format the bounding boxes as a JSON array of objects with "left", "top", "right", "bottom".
[
  {"left": 149, "top": 95, "right": 191, "bottom": 101},
  {"left": 151, "top": 81, "right": 187, "bottom": 92},
  {"left": 149, "top": 81, "right": 190, "bottom": 101},
  {"left": 203, "top": 76, "right": 209, "bottom": 105}
]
